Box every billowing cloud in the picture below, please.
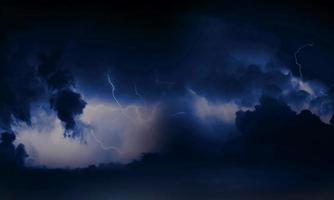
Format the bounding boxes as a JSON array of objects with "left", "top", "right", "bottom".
[
  {"left": 50, "top": 89, "right": 86, "bottom": 132},
  {"left": 1, "top": 10, "right": 334, "bottom": 169},
  {"left": 80, "top": 99, "right": 162, "bottom": 163},
  {"left": 13, "top": 99, "right": 162, "bottom": 168},
  {"left": 235, "top": 97, "right": 334, "bottom": 164},
  {"left": 37, "top": 51, "right": 87, "bottom": 136},
  {"left": 0, "top": 33, "right": 43, "bottom": 131}
]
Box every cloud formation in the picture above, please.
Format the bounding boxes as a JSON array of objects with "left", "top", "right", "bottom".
[
  {"left": 0, "top": 33, "right": 43, "bottom": 131},
  {"left": 37, "top": 51, "right": 87, "bottom": 137},
  {"left": 13, "top": 99, "right": 162, "bottom": 168},
  {"left": 236, "top": 97, "right": 334, "bottom": 164},
  {"left": 1, "top": 11, "right": 334, "bottom": 168}
]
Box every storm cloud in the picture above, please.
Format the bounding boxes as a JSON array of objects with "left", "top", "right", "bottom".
[
  {"left": 1, "top": 1, "right": 334, "bottom": 168},
  {"left": 236, "top": 97, "right": 334, "bottom": 164}
]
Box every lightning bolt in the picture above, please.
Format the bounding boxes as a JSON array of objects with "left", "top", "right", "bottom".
[
  {"left": 106, "top": 72, "right": 135, "bottom": 122},
  {"left": 294, "top": 42, "right": 314, "bottom": 80},
  {"left": 107, "top": 71, "right": 159, "bottom": 124},
  {"left": 89, "top": 129, "right": 120, "bottom": 153},
  {"left": 90, "top": 72, "right": 184, "bottom": 152},
  {"left": 107, "top": 73, "right": 124, "bottom": 110}
]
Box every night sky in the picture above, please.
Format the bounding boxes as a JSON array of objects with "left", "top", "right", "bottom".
[{"left": 1, "top": 1, "right": 334, "bottom": 199}]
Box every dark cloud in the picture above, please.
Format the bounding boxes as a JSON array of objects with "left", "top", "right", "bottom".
[
  {"left": 0, "top": 132, "right": 28, "bottom": 169},
  {"left": 134, "top": 96, "right": 334, "bottom": 166},
  {"left": 49, "top": 89, "right": 86, "bottom": 135},
  {"left": 1, "top": 3, "right": 334, "bottom": 199},
  {"left": 0, "top": 30, "right": 86, "bottom": 136},
  {"left": 236, "top": 97, "right": 334, "bottom": 165},
  {"left": 0, "top": 33, "right": 43, "bottom": 131},
  {"left": 0, "top": 0, "right": 334, "bottom": 170},
  {"left": 37, "top": 50, "right": 86, "bottom": 136},
  {"left": 47, "top": 69, "right": 75, "bottom": 91}
]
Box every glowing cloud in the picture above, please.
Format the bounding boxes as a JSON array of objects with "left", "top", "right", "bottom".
[
  {"left": 12, "top": 98, "right": 162, "bottom": 168},
  {"left": 189, "top": 89, "right": 251, "bottom": 124}
]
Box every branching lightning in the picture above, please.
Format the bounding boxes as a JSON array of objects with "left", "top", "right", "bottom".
[
  {"left": 294, "top": 42, "right": 314, "bottom": 80},
  {"left": 106, "top": 71, "right": 159, "bottom": 124},
  {"left": 98, "top": 71, "right": 184, "bottom": 153}
]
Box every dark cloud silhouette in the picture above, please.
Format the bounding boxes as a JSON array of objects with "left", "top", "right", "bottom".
[
  {"left": 0, "top": 132, "right": 28, "bottom": 169},
  {"left": 15, "top": 144, "right": 28, "bottom": 168},
  {"left": 134, "top": 96, "right": 334, "bottom": 168},
  {"left": 236, "top": 97, "right": 334, "bottom": 165},
  {"left": 0, "top": 33, "right": 43, "bottom": 131},
  {"left": 37, "top": 51, "right": 86, "bottom": 136},
  {"left": 0, "top": 31, "right": 86, "bottom": 136},
  {"left": 50, "top": 89, "right": 86, "bottom": 135},
  {"left": 131, "top": 96, "right": 334, "bottom": 167},
  {"left": 0, "top": 132, "right": 16, "bottom": 167}
]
